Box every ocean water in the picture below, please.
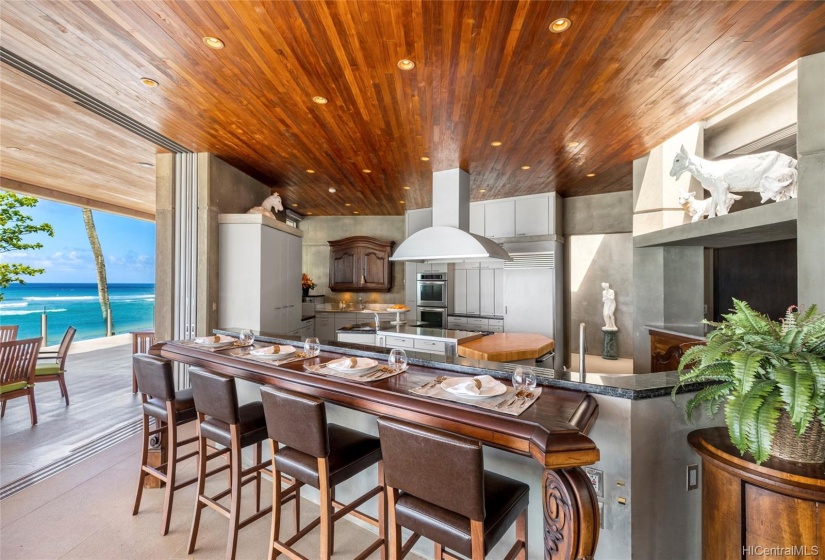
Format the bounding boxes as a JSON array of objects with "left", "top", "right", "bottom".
[{"left": 0, "top": 283, "right": 155, "bottom": 345}]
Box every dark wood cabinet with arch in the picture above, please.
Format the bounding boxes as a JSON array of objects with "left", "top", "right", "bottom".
[{"left": 328, "top": 236, "right": 394, "bottom": 292}]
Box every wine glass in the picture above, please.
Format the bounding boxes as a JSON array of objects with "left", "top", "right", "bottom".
[
  {"left": 239, "top": 329, "right": 255, "bottom": 347},
  {"left": 512, "top": 366, "right": 526, "bottom": 391},
  {"left": 522, "top": 367, "right": 537, "bottom": 393},
  {"left": 304, "top": 337, "right": 321, "bottom": 357},
  {"left": 388, "top": 348, "right": 408, "bottom": 373}
]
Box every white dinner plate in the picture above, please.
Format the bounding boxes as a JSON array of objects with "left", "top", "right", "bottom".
[
  {"left": 326, "top": 357, "right": 378, "bottom": 374},
  {"left": 440, "top": 377, "right": 507, "bottom": 399},
  {"left": 193, "top": 335, "right": 236, "bottom": 348},
  {"left": 249, "top": 345, "right": 296, "bottom": 359}
]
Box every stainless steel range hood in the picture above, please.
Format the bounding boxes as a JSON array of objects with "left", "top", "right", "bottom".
[{"left": 391, "top": 169, "right": 512, "bottom": 263}]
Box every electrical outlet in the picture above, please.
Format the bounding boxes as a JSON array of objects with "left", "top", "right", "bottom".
[
  {"left": 687, "top": 464, "right": 699, "bottom": 491},
  {"left": 584, "top": 467, "right": 604, "bottom": 497}
]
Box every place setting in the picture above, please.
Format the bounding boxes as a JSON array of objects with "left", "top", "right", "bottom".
[
  {"left": 174, "top": 331, "right": 255, "bottom": 352},
  {"left": 304, "top": 348, "right": 409, "bottom": 382},
  {"left": 238, "top": 335, "right": 321, "bottom": 365},
  {"left": 410, "top": 366, "right": 541, "bottom": 416}
]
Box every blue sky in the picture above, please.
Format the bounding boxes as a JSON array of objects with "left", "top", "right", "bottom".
[{"left": 2, "top": 193, "right": 155, "bottom": 284}]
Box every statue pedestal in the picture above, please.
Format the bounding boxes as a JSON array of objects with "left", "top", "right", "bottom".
[{"left": 602, "top": 328, "right": 618, "bottom": 360}]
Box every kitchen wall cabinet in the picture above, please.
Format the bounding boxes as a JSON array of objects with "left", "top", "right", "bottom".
[
  {"left": 484, "top": 200, "right": 516, "bottom": 239},
  {"left": 470, "top": 204, "right": 485, "bottom": 235},
  {"left": 218, "top": 216, "right": 302, "bottom": 335},
  {"left": 416, "top": 263, "right": 448, "bottom": 273},
  {"left": 328, "top": 237, "right": 394, "bottom": 292},
  {"left": 515, "top": 195, "right": 551, "bottom": 236}
]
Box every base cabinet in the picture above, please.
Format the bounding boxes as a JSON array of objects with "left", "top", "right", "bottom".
[{"left": 689, "top": 428, "right": 825, "bottom": 560}]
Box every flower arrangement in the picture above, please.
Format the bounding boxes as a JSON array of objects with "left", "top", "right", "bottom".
[{"left": 301, "top": 273, "right": 316, "bottom": 292}]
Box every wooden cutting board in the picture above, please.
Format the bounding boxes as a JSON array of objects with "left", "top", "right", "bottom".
[{"left": 457, "top": 333, "right": 554, "bottom": 362}]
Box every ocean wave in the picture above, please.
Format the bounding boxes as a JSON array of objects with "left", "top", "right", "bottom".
[
  {"left": 23, "top": 296, "right": 97, "bottom": 302},
  {"left": 110, "top": 295, "right": 155, "bottom": 301},
  {"left": 0, "top": 302, "right": 28, "bottom": 308},
  {"left": 0, "top": 308, "right": 67, "bottom": 316}
]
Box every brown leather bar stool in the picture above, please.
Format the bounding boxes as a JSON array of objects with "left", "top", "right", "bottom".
[
  {"left": 260, "top": 386, "right": 386, "bottom": 560},
  {"left": 187, "top": 368, "right": 273, "bottom": 560},
  {"left": 132, "top": 354, "right": 199, "bottom": 535},
  {"left": 377, "top": 417, "right": 529, "bottom": 560}
]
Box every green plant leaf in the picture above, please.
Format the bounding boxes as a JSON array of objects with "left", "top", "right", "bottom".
[
  {"left": 747, "top": 392, "right": 782, "bottom": 464},
  {"left": 731, "top": 350, "right": 766, "bottom": 394},
  {"left": 774, "top": 364, "right": 815, "bottom": 430},
  {"left": 685, "top": 382, "right": 734, "bottom": 421},
  {"left": 725, "top": 380, "right": 775, "bottom": 455}
]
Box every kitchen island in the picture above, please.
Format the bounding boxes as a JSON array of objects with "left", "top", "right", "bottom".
[{"left": 202, "top": 328, "right": 723, "bottom": 559}]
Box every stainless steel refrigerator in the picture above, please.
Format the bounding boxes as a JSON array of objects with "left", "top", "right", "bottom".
[{"left": 502, "top": 241, "right": 564, "bottom": 371}]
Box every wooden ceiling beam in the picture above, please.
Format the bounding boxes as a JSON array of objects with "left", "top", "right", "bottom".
[{"left": 0, "top": 177, "right": 155, "bottom": 222}]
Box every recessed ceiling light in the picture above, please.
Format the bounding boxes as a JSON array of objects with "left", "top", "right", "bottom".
[
  {"left": 140, "top": 78, "right": 159, "bottom": 87},
  {"left": 567, "top": 141, "right": 580, "bottom": 147},
  {"left": 136, "top": 162, "right": 154, "bottom": 168},
  {"left": 403, "top": 186, "right": 410, "bottom": 190},
  {"left": 587, "top": 173, "right": 596, "bottom": 177},
  {"left": 521, "top": 165, "right": 530, "bottom": 170},
  {"left": 490, "top": 141, "right": 503, "bottom": 147},
  {"left": 6, "top": 147, "right": 22, "bottom": 151},
  {"left": 397, "top": 59, "right": 416, "bottom": 70},
  {"left": 353, "top": 211, "right": 360, "bottom": 214},
  {"left": 345, "top": 203, "right": 352, "bottom": 207},
  {"left": 479, "top": 189, "right": 487, "bottom": 193},
  {"left": 549, "top": 18, "right": 572, "bottom": 33},
  {"left": 419, "top": 156, "right": 430, "bottom": 162},
  {"left": 202, "top": 36, "right": 225, "bottom": 49},
  {"left": 292, "top": 203, "right": 298, "bottom": 207},
  {"left": 306, "top": 169, "right": 315, "bottom": 174},
  {"left": 312, "top": 96, "right": 329, "bottom": 105},
  {"left": 362, "top": 169, "right": 371, "bottom": 173},
  {"left": 399, "top": 200, "right": 405, "bottom": 204},
  {"left": 328, "top": 187, "right": 336, "bottom": 193},
  {"left": 307, "top": 212, "right": 313, "bottom": 215}
]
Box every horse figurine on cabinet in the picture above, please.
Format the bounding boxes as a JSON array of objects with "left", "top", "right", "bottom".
[
  {"left": 669, "top": 145, "right": 797, "bottom": 218},
  {"left": 247, "top": 192, "right": 283, "bottom": 219}
]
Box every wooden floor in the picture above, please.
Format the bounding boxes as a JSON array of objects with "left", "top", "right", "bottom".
[{"left": 0, "top": 335, "right": 142, "bottom": 485}]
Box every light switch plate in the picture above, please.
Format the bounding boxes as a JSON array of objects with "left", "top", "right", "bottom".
[
  {"left": 584, "top": 467, "right": 604, "bottom": 497},
  {"left": 687, "top": 464, "right": 699, "bottom": 491}
]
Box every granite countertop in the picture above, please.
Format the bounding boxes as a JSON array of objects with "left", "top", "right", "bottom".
[
  {"left": 315, "top": 305, "right": 411, "bottom": 314},
  {"left": 215, "top": 327, "right": 706, "bottom": 400},
  {"left": 645, "top": 323, "right": 712, "bottom": 340},
  {"left": 337, "top": 321, "right": 429, "bottom": 333}
]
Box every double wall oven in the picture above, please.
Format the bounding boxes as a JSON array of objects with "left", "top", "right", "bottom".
[{"left": 416, "top": 272, "right": 448, "bottom": 328}]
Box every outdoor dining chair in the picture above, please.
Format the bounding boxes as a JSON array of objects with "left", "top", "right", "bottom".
[
  {"left": 0, "top": 325, "right": 19, "bottom": 342},
  {"left": 0, "top": 337, "right": 43, "bottom": 425},
  {"left": 35, "top": 326, "right": 76, "bottom": 405}
]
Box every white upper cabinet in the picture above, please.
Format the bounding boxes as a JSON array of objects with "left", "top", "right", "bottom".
[
  {"left": 483, "top": 200, "right": 516, "bottom": 239},
  {"left": 406, "top": 208, "right": 432, "bottom": 237},
  {"left": 515, "top": 195, "right": 551, "bottom": 237},
  {"left": 469, "top": 204, "right": 485, "bottom": 235}
]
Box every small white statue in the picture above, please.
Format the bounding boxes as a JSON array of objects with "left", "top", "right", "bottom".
[
  {"left": 247, "top": 192, "right": 283, "bottom": 219},
  {"left": 678, "top": 191, "right": 741, "bottom": 223},
  {"left": 669, "top": 145, "right": 797, "bottom": 218},
  {"left": 602, "top": 282, "right": 617, "bottom": 331}
]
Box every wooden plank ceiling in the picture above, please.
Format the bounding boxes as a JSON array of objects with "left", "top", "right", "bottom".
[{"left": 1, "top": 1, "right": 824, "bottom": 216}]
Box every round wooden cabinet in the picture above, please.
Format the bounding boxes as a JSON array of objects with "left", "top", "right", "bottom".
[{"left": 689, "top": 428, "right": 825, "bottom": 559}]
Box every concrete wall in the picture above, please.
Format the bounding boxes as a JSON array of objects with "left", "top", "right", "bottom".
[
  {"left": 300, "top": 216, "right": 406, "bottom": 305},
  {"left": 563, "top": 192, "right": 634, "bottom": 361},
  {"left": 154, "top": 153, "right": 176, "bottom": 340}
]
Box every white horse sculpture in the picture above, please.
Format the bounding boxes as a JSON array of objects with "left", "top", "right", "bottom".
[
  {"left": 247, "top": 192, "right": 284, "bottom": 219},
  {"left": 669, "top": 145, "right": 797, "bottom": 218},
  {"left": 678, "top": 191, "right": 741, "bottom": 223}
]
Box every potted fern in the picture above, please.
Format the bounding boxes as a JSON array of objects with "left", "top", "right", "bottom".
[{"left": 673, "top": 299, "right": 825, "bottom": 464}]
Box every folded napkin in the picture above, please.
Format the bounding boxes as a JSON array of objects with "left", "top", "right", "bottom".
[
  {"left": 444, "top": 375, "right": 502, "bottom": 397},
  {"left": 194, "top": 335, "right": 233, "bottom": 344},
  {"left": 328, "top": 357, "right": 360, "bottom": 370}
]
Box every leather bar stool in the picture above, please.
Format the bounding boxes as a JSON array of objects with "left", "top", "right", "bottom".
[
  {"left": 132, "top": 354, "right": 198, "bottom": 536},
  {"left": 187, "top": 368, "right": 273, "bottom": 560},
  {"left": 260, "top": 386, "right": 386, "bottom": 560},
  {"left": 377, "top": 417, "right": 529, "bottom": 560}
]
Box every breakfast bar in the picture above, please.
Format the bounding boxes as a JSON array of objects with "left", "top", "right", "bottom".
[{"left": 156, "top": 338, "right": 601, "bottom": 560}]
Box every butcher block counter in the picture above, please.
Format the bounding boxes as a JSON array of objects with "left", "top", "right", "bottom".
[{"left": 458, "top": 333, "right": 554, "bottom": 363}]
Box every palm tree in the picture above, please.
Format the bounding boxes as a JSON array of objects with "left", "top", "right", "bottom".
[{"left": 82, "top": 208, "right": 112, "bottom": 334}]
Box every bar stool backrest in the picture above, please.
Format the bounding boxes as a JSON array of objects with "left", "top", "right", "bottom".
[
  {"left": 189, "top": 368, "right": 239, "bottom": 424},
  {"left": 378, "top": 417, "right": 485, "bottom": 521},
  {"left": 133, "top": 354, "right": 175, "bottom": 400},
  {"left": 260, "top": 386, "right": 329, "bottom": 458}
]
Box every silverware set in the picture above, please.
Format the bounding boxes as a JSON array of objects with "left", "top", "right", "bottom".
[
  {"left": 496, "top": 390, "right": 536, "bottom": 410},
  {"left": 358, "top": 366, "right": 396, "bottom": 379},
  {"left": 417, "top": 376, "right": 446, "bottom": 391}
]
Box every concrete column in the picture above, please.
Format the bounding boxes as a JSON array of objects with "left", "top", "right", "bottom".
[
  {"left": 154, "top": 153, "right": 176, "bottom": 341},
  {"left": 797, "top": 51, "right": 825, "bottom": 309}
]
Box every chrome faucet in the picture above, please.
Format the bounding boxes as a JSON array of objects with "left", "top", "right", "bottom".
[
  {"left": 578, "top": 322, "right": 587, "bottom": 382},
  {"left": 372, "top": 312, "right": 381, "bottom": 329}
]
